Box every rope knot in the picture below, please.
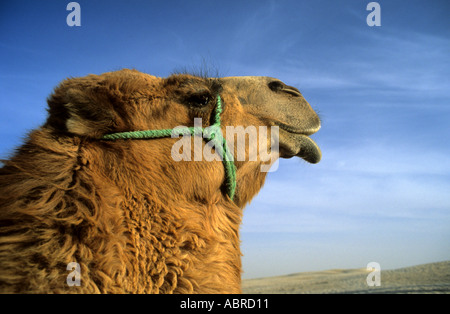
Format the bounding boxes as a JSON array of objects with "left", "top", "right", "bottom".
[{"left": 203, "top": 124, "right": 221, "bottom": 142}]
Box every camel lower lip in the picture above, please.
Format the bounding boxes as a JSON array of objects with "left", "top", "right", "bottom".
[
  {"left": 295, "top": 135, "right": 321, "bottom": 164},
  {"left": 279, "top": 129, "right": 322, "bottom": 163}
]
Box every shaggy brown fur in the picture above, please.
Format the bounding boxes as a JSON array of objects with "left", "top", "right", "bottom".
[{"left": 0, "top": 69, "right": 321, "bottom": 293}]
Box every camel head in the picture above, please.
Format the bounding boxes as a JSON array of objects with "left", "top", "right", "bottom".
[
  {"left": 219, "top": 76, "right": 321, "bottom": 164},
  {"left": 45, "top": 69, "right": 321, "bottom": 206}
]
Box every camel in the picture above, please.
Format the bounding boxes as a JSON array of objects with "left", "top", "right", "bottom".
[{"left": 0, "top": 69, "right": 321, "bottom": 293}]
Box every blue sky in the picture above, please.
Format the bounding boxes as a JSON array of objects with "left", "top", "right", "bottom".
[{"left": 1, "top": 0, "right": 449, "bottom": 279}]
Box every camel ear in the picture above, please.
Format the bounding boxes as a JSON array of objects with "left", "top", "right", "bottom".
[
  {"left": 64, "top": 88, "right": 117, "bottom": 137},
  {"left": 46, "top": 77, "right": 118, "bottom": 138}
]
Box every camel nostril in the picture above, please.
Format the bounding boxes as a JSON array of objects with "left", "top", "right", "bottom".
[
  {"left": 282, "top": 86, "right": 302, "bottom": 97},
  {"left": 268, "top": 81, "right": 284, "bottom": 92},
  {"left": 268, "top": 81, "right": 302, "bottom": 97}
]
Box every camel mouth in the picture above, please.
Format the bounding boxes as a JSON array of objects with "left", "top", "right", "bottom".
[
  {"left": 275, "top": 121, "right": 320, "bottom": 136},
  {"left": 278, "top": 128, "right": 322, "bottom": 164}
]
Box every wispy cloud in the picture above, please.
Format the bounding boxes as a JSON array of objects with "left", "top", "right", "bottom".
[{"left": 269, "top": 24, "right": 450, "bottom": 96}]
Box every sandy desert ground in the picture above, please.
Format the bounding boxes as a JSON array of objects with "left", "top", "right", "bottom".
[{"left": 242, "top": 261, "right": 450, "bottom": 294}]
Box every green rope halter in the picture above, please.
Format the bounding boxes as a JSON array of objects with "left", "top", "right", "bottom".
[{"left": 101, "top": 95, "right": 237, "bottom": 200}]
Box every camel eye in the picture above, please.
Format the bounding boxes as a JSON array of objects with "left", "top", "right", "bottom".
[{"left": 185, "top": 92, "right": 211, "bottom": 108}]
